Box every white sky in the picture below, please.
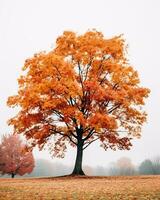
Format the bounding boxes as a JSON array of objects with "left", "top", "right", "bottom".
[{"left": 0, "top": 0, "right": 160, "bottom": 168}]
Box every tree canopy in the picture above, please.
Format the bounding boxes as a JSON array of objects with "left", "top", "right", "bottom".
[{"left": 7, "top": 30, "right": 150, "bottom": 175}]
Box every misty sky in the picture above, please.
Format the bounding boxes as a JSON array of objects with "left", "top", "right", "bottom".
[{"left": 0, "top": 0, "right": 160, "bottom": 168}]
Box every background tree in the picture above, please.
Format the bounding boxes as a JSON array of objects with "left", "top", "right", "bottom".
[
  {"left": 7, "top": 30, "right": 150, "bottom": 175},
  {"left": 108, "top": 157, "right": 136, "bottom": 176},
  {"left": 0, "top": 134, "right": 35, "bottom": 178},
  {"left": 138, "top": 159, "right": 154, "bottom": 175},
  {"left": 0, "top": 145, "right": 5, "bottom": 175},
  {"left": 152, "top": 156, "right": 160, "bottom": 174}
]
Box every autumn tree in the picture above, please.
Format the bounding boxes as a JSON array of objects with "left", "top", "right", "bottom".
[
  {"left": 7, "top": 30, "right": 150, "bottom": 175},
  {"left": 0, "top": 134, "right": 35, "bottom": 178}
]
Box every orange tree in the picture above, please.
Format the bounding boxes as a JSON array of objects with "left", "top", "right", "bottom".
[{"left": 7, "top": 30, "right": 150, "bottom": 175}]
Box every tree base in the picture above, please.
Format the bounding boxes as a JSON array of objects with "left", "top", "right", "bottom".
[
  {"left": 11, "top": 173, "right": 15, "bottom": 178},
  {"left": 71, "top": 169, "right": 85, "bottom": 176}
]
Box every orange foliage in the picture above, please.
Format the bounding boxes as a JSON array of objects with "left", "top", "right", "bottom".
[{"left": 7, "top": 30, "right": 150, "bottom": 157}]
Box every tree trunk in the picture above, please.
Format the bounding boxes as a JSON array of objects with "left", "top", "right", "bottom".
[
  {"left": 11, "top": 173, "right": 15, "bottom": 178},
  {"left": 72, "top": 140, "right": 85, "bottom": 175}
]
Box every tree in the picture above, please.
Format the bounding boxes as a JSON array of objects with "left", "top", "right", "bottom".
[
  {"left": 109, "top": 157, "right": 136, "bottom": 176},
  {"left": 0, "top": 145, "right": 4, "bottom": 175},
  {"left": 7, "top": 30, "right": 150, "bottom": 175},
  {"left": 139, "top": 159, "right": 154, "bottom": 175},
  {"left": 138, "top": 157, "right": 160, "bottom": 175},
  {"left": 117, "top": 157, "right": 135, "bottom": 175},
  {"left": 0, "top": 134, "right": 35, "bottom": 178},
  {"left": 152, "top": 156, "right": 160, "bottom": 174}
]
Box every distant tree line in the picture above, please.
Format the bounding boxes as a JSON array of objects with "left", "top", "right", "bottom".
[
  {"left": 139, "top": 158, "right": 160, "bottom": 175},
  {"left": 105, "top": 157, "right": 160, "bottom": 176},
  {"left": 22, "top": 156, "right": 160, "bottom": 177}
]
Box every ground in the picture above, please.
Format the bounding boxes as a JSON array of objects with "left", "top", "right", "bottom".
[{"left": 0, "top": 176, "right": 160, "bottom": 200}]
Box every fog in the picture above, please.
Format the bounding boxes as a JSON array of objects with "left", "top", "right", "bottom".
[{"left": 2, "top": 156, "right": 160, "bottom": 178}]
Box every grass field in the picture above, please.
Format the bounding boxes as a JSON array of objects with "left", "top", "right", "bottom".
[{"left": 0, "top": 176, "right": 160, "bottom": 200}]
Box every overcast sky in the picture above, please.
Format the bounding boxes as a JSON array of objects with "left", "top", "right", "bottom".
[{"left": 0, "top": 0, "right": 160, "bottom": 168}]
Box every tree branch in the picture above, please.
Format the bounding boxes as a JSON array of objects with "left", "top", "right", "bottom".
[
  {"left": 83, "top": 137, "right": 99, "bottom": 150},
  {"left": 55, "top": 131, "right": 77, "bottom": 145},
  {"left": 78, "top": 62, "right": 84, "bottom": 91},
  {"left": 84, "top": 58, "right": 93, "bottom": 81},
  {"left": 69, "top": 96, "right": 81, "bottom": 111},
  {"left": 83, "top": 128, "right": 94, "bottom": 141},
  {"left": 108, "top": 104, "right": 120, "bottom": 114},
  {"left": 52, "top": 109, "right": 77, "bottom": 139}
]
